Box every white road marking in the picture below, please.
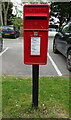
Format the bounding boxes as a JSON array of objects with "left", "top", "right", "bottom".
[
  {"left": 0, "top": 47, "right": 9, "bottom": 56},
  {"left": 48, "top": 53, "right": 62, "bottom": 76}
]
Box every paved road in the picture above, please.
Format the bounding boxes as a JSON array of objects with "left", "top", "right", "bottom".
[{"left": 0, "top": 37, "right": 70, "bottom": 77}]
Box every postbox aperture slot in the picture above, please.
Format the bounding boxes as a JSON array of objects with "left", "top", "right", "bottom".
[{"left": 25, "top": 16, "right": 47, "bottom": 20}]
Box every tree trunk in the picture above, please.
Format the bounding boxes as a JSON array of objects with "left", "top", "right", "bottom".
[
  {"left": 0, "top": 2, "right": 3, "bottom": 26},
  {"left": 4, "top": 13, "right": 7, "bottom": 25},
  {"left": 67, "top": 11, "right": 71, "bottom": 23},
  {"left": 2, "top": 2, "right": 10, "bottom": 25}
]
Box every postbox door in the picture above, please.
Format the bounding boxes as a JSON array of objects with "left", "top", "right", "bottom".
[{"left": 24, "top": 30, "right": 48, "bottom": 64}]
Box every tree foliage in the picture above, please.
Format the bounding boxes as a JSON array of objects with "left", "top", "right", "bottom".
[
  {"left": 29, "top": 2, "right": 48, "bottom": 4},
  {"left": 50, "top": 2, "right": 71, "bottom": 27},
  {"left": 12, "top": 17, "right": 23, "bottom": 29}
]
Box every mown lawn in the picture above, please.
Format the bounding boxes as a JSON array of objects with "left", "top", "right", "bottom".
[{"left": 2, "top": 76, "right": 70, "bottom": 118}]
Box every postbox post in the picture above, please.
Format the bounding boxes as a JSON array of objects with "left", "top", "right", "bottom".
[{"left": 32, "top": 65, "right": 39, "bottom": 107}]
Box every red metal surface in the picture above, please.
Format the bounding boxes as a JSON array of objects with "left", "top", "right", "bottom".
[{"left": 24, "top": 4, "right": 50, "bottom": 65}]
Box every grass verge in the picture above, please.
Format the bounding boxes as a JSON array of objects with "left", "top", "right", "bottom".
[{"left": 2, "top": 76, "right": 70, "bottom": 118}]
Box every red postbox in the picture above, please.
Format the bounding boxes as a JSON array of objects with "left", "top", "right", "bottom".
[{"left": 24, "top": 4, "right": 50, "bottom": 65}]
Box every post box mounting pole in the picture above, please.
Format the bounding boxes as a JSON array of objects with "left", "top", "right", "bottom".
[{"left": 32, "top": 65, "right": 39, "bottom": 108}]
